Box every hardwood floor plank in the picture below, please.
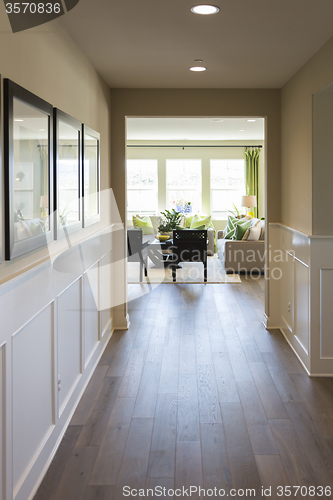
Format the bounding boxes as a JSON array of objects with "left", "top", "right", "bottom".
[
  {"left": 237, "top": 381, "right": 279, "bottom": 455},
  {"left": 208, "top": 326, "right": 228, "bottom": 354},
  {"left": 175, "top": 442, "right": 204, "bottom": 500},
  {"left": 269, "top": 418, "right": 318, "bottom": 492},
  {"left": 50, "top": 446, "right": 99, "bottom": 500},
  {"left": 114, "top": 418, "right": 154, "bottom": 499},
  {"left": 179, "top": 335, "right": 196, "bottom": 374},
  {"left": 71, "top": 366, "right": 109, "bottom": 425},
  {"left": 262, "top": 352, "right": 303, "bottom": 403},
  {"left": 212, "top": 352, "right": 240, "bottom": 403},
  {"left": 83, "top": 486, "right": 115, "bottom": 500},
  {"left": 34, "top": 425, "right": 83, "bottom": 500},
  {"left": 200, "top": 423, "right": 232, "bottom": 495},
  {"left": 117, "top": 348, "right": 146, "bottom": 398},
  {"left": 290, "top": 373, "right": 333, "bottom": 439},
  {"left": 133, "top": 344, "right": 164, "bottom": 418},
  {"left": 89, "top": 398, "right": 135, "bottom": 485},
  {"left": 159, "top": 344, "right": 180, "bottom": 394},
  {"left": 177, "top": 373, "right": 200, "bottom": 441},
  {"left": 249, "top": 322, "right": 274, "bottom": 354},
  {"left": 145, "top": 478, "right": 175, "bottom": 499},
  {"left": 220, "top": 403, "right": 262, "bottom": 493},
  {"left": 148, "top": 393, "right": 177, "bottom": 478},
  {"left": 285, "top": 402, "right": 333, "bottom": 487},
  {"left": 255, "top": 455, "right": 290, "bottom": 499},
  {"left": 76, "top": 377, "right": 122, "bottom": 446},
  {"left": 106, "top": 334, "right": 136, "bottom": 377},
  {"left": 226, "top": 339, "right": 254, "bottom": 382},
  {"left": 250, "top": 362, "right": 288, "bottom": 419},
  {"left": 195, "top": 328, "right": 213, "bottom": 365},
  {"left": 237, "top": 327, "right": 264, "bottom": 363},
  {"left": 197, "top": 364, "right": 222, "bottom": 424},
  {"left": 269, "top": 330, "right": 304, "bottom": 374}
]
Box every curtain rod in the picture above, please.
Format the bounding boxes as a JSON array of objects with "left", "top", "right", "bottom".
[{"left": 127, "top": 145, "right": 262, "bottom": 149}]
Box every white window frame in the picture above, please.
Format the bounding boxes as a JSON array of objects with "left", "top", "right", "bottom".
[
  {"left": 127, "top": 159, "right": 158, "bottom": 215},
  {"left": 210, "top": 159, "right": 246, "bottom": 219},
  {"left": 166, "top": 159, "right": 202, "bottom": 213}
]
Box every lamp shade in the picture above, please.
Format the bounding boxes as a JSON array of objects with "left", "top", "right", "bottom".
[{"left": 241, "top": 195, "right": 257, "bottom": 208}]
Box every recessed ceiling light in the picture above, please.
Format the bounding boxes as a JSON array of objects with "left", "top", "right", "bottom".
[
  {"left": 39, "top": 128, "right": 46, "bottom": 131},
  {"left": 238, "top": 129, "right": 246, "bottom": 132},
  {"left": 191, "top": 5, "right": 220, "bottom": 15},
  {"left": 212, "top": 118, "right": 223, "bottom": 122},
  {"left": 247, "top": 119, "right": 256, "bottom": 122},
  {"left": 195, "top": 59, "right": 203, "bottom": 63},
  {"left": 190, "top": 66, "right": 207, "bottom": 72},
  {"left": 14, "top": 119, "right": 24, "bottom": 122}
]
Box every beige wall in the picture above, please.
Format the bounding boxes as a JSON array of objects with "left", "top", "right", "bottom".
[
  {"left": 126, "top": 139, "right": 265, "bottom": 232},
  {"left": 111, "top": 88, "right": 281, "bottom": 323},
  {"left": 0, "top": 13, "right": 112, "bottom": 283},
  {"left": 281, "top": 34, "right": 333, "bottom": 235}
]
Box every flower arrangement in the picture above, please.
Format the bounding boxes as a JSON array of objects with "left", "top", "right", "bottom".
[{"left": 174, "top": 199, "right": 192, "bottom": 213}]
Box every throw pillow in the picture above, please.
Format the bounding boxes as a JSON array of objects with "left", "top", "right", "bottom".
[
  {"left": 190, "top": 214, "right": 211, "bottom": 230},
  {"left": 16, "top": 220, "right": 33, "bottom": 241},
  {"left": 149, "top": 215, "right": 162, "bottom": 235},
  {"left": 224, "top": 215, "right": 238, "bottom": 239},
  {"left": 185, "top": 215, "right": 193, "bottom": 228},
  {"left": 30, "top": 220, "right": 44, "bottom": 236},
  {"left": 234, "top": 219, "right": 252, "bottom": 241},
  {"left": 133, "top": 215, "right": 154, "bottom": 235},
  {"left": 247, "top": 220, "right": 262, "bottom": 241}
]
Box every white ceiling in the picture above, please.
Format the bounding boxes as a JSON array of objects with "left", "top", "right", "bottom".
[
  {"left": 61, "top": 0, "right": 333, "bottom": 88},
  {"left": 127, "top": 117, "right": 265, "bottom": 140}
]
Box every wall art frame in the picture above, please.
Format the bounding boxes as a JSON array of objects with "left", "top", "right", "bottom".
[
  {"left": 4, "top": 79, "right": 54, "bottom": 260},
  {"left": 82, "top": 124, "right": 101, "bottom": 227},
  {"left": 54, "top": 109, "right": 83, "bottom": 240}
]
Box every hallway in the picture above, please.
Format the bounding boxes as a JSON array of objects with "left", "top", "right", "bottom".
[{"left": 34, "top": 280, "right": 333, "bottom": 500}]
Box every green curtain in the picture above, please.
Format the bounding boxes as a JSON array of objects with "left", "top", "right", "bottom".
[{"left": 245, "top": 147, "right": 260, "bottom": 218}]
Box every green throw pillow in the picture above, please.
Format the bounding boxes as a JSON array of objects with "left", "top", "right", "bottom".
[
  {"left": 133, "top": 215, "right": 154, "bottom": 235},
  {"left": 185, "top": 215, "right": 193, "bottom": 228},
  {"left": 190, "top": 214, "right": 211, "bottom": 229},
  {"left": 224, "top": 215, "right": 238, "bottom": 239},
  {"left": 234, "top": 219, "right": 252, "bottom": 240}
]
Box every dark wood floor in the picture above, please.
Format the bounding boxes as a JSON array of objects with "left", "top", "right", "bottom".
[{"left": 35, "top": 279, "right": 333, "bottom": 500}]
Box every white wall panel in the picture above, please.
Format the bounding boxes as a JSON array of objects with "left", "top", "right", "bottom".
[
  {"left": 0, "top": 343, "right": 5, "bottom": 500},
  {"left": 320, "top": 269, "right": 333, "bottom": 359},
  {"left": 12, "top": 303, "right": 54, "bottom": 496},
  {"left": 57, "top": 279, "right": 82, "bottom": 416},
  {"left": 294, "top": 260, "right": 309, "bottom": 354},
  {"left": 100, "top": 253, "right": 112, "bottom": 336},
  {"left": 84, "top": 261, "right": 100, "bottom": 367}
]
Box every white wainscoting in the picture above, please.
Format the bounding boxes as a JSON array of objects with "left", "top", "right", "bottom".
[
  {"left": 0, "top": 226, "right": 114, "bottom": 500},
  {"left": 268, "top": 223, "right": 333, "bottom": 376}
]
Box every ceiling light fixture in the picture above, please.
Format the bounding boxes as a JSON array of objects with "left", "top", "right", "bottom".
[
  {"left": 212, "top": 118, "right": 223, "bottom": 122},
  {"left": 247, "top": 119, "right": 256, "bottom": 122},
  {"left": 191, "top": 5, "right": 219, "bottom": 15},
  {"left": 190, "top": 66, "right": 207, "bottom": 72},
  {"left": 14, "top": 119, "right": 24, "bottom": 122},
  {"left": 39, "top": 128, "right": 46, "bottom": 131},
  {"left": 238, "top": 129, "right": 246, "bottom": 132}
]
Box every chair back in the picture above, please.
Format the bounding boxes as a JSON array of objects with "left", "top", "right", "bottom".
[
  {"left": 128, "top": 228, "right": 143, "bottom": 258},
  {"left": 172, "top": 229, "right": 207, "bottom": 262}
]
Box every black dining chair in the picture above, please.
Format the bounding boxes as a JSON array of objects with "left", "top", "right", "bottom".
[
  {"left": 127, "top": 228, "right": 149, "bottom": 281},
  {"left": 169, "top": 229, "right": 208, "bottom": 282}
]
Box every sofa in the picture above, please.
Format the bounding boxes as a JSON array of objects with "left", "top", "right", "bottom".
[{"left": 217, "top": 219, "right": 265, "bottom": 273}]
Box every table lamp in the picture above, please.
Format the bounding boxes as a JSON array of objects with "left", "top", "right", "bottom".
[{"left": 241, "top": 195, "right": 257, "bottom": 217}]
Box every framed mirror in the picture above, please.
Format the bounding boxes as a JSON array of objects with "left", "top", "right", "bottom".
[
  {"left": 4, "top": 79, "right": 53, "bottom": 260},
  {"left": 82, "top": 125, "right": 100, "bottom": 227},
  {"left": 54, "top": 109, "right": 82, "bottom": 239}
]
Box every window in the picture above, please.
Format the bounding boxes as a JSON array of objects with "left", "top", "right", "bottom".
[
  {"left": 127, "top": 159, "right": 158, "bottom": 214},
  {"left": 210, "top": 159, "right": 245, "bottom": 219},
  {"left": 166, "top": 159, "right": 202, "bottom": 213}
]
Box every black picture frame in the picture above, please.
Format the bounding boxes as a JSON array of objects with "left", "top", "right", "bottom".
[
  {"left": 4, "top": 79, "right": 54, "bottom": 260},
  {"left": 54, "top": 109, "right": 82, "bottom": 239},
  {"left": 0, "top": 75, "right": 2, "bottom": 265},
  {"left": 82, "top": 125, "right": 101, "bottom": 227}
]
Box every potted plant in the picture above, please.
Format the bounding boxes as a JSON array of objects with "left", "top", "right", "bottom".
[{"left": 158, "top": 209, "right": 183, "bottom": 238}]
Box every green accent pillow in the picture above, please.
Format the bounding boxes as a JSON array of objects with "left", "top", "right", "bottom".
[
  {"left": 234, "top": 219, "right": 252, "bottom": 240},
  {"left": 185, "top": 215, "right": 193, "bottom": 228},
  {"left": 133, "top": 215, "right": 154, "bottom": 235},
  {"left": 190, "top": 214, "right": 211, "bottom": 229},
  {"left": 224, "top": 215, "right": 238, "bottom": 239},
  {"left": 193, "top": 224, "right": 206, "bottom": 230}
]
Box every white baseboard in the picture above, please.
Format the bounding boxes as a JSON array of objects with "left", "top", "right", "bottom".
[{"left": 262, "top": 313, "right": 280, "bottom": 330}]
